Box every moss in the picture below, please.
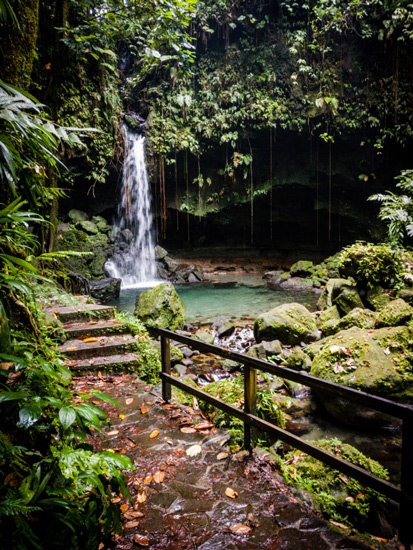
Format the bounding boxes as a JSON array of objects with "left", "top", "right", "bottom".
[
  {"left": 254, "top": 303, "right": 318, "bottom": 345},
  {"left": 276, "top": 438, "right": 389, "bottom": 527},
  {"left": 376, "top": 298, "right": 413, "bottom": 328},
  {"left": 134, "top": 283, "right": 186, "bottom": 332}
]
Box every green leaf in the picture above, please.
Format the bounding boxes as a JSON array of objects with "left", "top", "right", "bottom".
[
  {"left": 0, "top": 390, "right": 28, "bottom": 403},
  {"left": 18, "top": 404, "right": 42, "bottom": 428},
  {"left": 59, "top": 407, "right": 76, "bottom": 429}
]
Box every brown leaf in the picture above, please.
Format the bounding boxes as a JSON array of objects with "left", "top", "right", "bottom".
[
  {"left": 111, "top": 497, "right": 121, "bottom": 504},
  {"left": 153, "top": 471, "right": 165, "bottom": 483},
  {"left": 180, "top": 427, "right": 196, "bottom": 434},
  {"left": 143, "top": 475, "right": 152, "bottom": 484},
  {"left": 141, "top": 407, "right": 148, "bottom": 414},
  {"left": 225, "top": 487, "right": 238, "bottom": 499},
  {"left": 230, "top": 524, "right": 251, "bottom": 535},
  {"left": 133, "top": 534, "right": 150, "bottom": 546},
  {"left": 124, "top": 511, "right": 144, "bottom": 520},
  {"left": 149, "top": 429, "right": 159, "bottom": 438},
  {"left": 124, "top": 520, "right": 140, "bottom": 529},
  {"left": 126, "top": 398, "right": 134, "bottom": 405},
  {"left": 120, "top": 504, "right": 129, "bottom": 513},
  {"left": 136, "top": 492, "right": 147, "bottom": 504},
  {"left": 107, "top": 430, "right": 119, "bottom": 436},
  {"left": 195, "top": 422, "right": 214, "bottom": 430},
  {"left": 65, "top": 346, "right": 77, "bottom": 351}
]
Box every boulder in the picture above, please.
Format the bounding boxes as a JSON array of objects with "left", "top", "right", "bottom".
[
  {"left": 217, "top": 322, "right": 235, "bottom": 337},
  {"left": 155, "top": 245, "right": 168, "bottom": 260},
  {"left": 194, "top": 330, "right": 215, "bottom": 345},
  {"left": 247, "top": 340, "right": 282, "bottom": 360},
  {"left": 332, "top": 308, "right": 378, "bottom": 333},
  {"left": 317, "top": 278, "right": 352, "bottom": 310},
  {"left": 187, "top": 273, "right": 199, "bottom": 284},
  {"left": 376, "top": 298, "right": 413, "bottom": 327},
  {"left": 68, "top": 209, "right": 88, "bottom": 223},
  {"left": 164, "top": 257, "right": 180, "bottom": 273},
  {"left": 366, "top": 285, "right": 391, "bottom": 312},
  {"left": 316, "top": 305, "right": 340, "bottom": 328},
  {"left": 90, "top": 278, "right": 121, "bottom": 303},
  {"left": 286, "top": 347, "right": 312, "bottom": 371},
  {"left": 254, "top": 303, "right": 319, "bottom": 345},
  {"left": 212, "top": 316, "right": 229, "bottom": 330},
  {"left": 334, "top": 286, "right": 364, "bottom": 314},
  {"left": 134, "top": 283, "right": 186, "bottom": 332},
  {"left": 91, "top": 215, "right": 108, "bottom": 232},
  {"left": 398, "top": 288, "right": 413, "bottom": 306},
  {"left": 0, "top": 299, "right": 10, "bottom": 353},
  {"left": 289, "top": 260, "right": 314, "bottom": 277},
  {"left": 77, "top": 220, "right": 99, "bottom": 235},
  {"left": 310, "top": 325, "right": 413, "bottom": 424},
  {"left": 279, "top": 277, "right": 314, "bottom": 290}
]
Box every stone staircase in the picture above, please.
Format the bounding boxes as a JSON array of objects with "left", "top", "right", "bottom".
[{"left": 47, "top": 303, "right": 141, "bottom": 372}]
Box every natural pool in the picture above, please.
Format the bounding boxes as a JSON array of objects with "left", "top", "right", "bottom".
[{"left": 108, "top": 274, "right": 319, "bottom": 324}]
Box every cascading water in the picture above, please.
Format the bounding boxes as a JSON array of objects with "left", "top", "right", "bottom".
[{"left": 105, "top": 129, "right": 158, "bottom": 289}]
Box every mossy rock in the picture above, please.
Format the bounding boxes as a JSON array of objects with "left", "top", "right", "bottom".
[
  {"left": 254, "top": 303, "right": 319, "bottom": 345},
  {"left": 334, "top": 286, "right": 365, "bottom": 315},
  {"left": 194, "top": 329, "right": 215, "bottom": 345},
  {"left": 68, "top": 209, "right": 88, "bottom": 222},
  {"left": 316, "top": 305, "right": 341, "bottom": 328},
  {"left": 134, "top": 283, "right": 186, "bottom": 332},
  {"left": 285, "top": 347, "right": 312, "bottom": 371},
  {"left": 317, "top": 278, "right": 354, "bottom": 310},
  {"left": 376, "top": 298, "right": 413, "bottom": 328},
  {"left": 398, "top": 288, "right": 413, "bottom": 306},
  {"left": 332, "top": 308, "right": 378, "bottom": 334},
  {"left": 310, "top": 325, "right": 413, "bottom": 423},
  {"left": 277, "top": 438, "right": 388, "bottom": 527},
  {"left": 289, "top": 260, "right": 314, "bottom": 277},
  {"left": 247, "top": 340, "right": 282, "bottom": 360},
  {"left": 366, "top": 285, "right": 391, "bottom": 312},
  {"left": 280, "top": 277, "right": 314, "bottom": 290},
  {"left": 0, "top": 299, "right": 10, "bottom": 353}
]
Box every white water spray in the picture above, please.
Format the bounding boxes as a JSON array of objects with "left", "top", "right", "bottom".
[{"left": 106, "top": 130, "right": 158, "bottom": 289}]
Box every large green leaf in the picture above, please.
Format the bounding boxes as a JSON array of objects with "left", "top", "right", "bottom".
[
  {"left": 0, "top": 390, "right": 28, "bottom": 403},
  {"left": 59, "top": 406, "right": 77, "bottom": 429}
]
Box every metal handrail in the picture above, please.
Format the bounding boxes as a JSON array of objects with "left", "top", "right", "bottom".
[{"left": 154, "top": 327, "right": 413, "bottom": 548}]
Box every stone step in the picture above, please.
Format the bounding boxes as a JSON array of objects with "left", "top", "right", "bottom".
[
  {"left": 65, "top": 353, "right": 141, "bottom": 372},
  {"left": 47, "top": 304, "right": 115, "bottom": 323},
  {"left": 63, "top": 319, "right": 128, "bottom": 339},
  {"left": 58, "top": 334, "right": 137, "bottom": 360}
]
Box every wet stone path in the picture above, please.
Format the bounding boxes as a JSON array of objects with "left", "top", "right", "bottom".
[{"left": 73, "top": 372, "right": 401, "bottom": 550}]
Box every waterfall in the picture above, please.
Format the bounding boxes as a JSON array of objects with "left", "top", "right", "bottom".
[{"left": 106, "top": 129, "right": 158, "bottom": 288}]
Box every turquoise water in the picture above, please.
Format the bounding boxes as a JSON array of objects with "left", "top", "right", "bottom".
[{"left": 108, "top": 275, "right": 318, "bottom": 324}]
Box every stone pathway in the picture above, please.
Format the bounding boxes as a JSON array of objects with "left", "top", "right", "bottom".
[{"left": 50, "top": 304, "right": 403, "bottom": 550}]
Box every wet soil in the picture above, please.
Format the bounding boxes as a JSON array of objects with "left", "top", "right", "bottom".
[{"left": 74, "top": 372, "right": 403, "bottom": 550}]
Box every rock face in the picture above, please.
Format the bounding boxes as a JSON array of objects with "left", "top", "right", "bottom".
[
  {"left": 254, "top": 303, "right": 319, "bottom": 345},
  {"left": 134, "top": 283, "right": 186, "bottom": 332},
  {"left": 310, "top": 325, "right": 413, "bottom": 424},
  {"left": 0, "top": 300, "right": 10, "bottom": 353},
  {"left": 90, "top": 278, "right": 121, "bottom": 303}
]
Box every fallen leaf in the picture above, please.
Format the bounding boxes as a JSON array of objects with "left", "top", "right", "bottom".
[
  {"left": 136, "top": 492, "right": 147, "bottom": 504},
  {"left": 153, "top": 471, "right": 165, "bottom": 483},
  {"left": 124, "top": 511, "right": 144, "bottom": 520},
  {"left": 143, "top": 475, "right": 152, "bottom": 484},
  {"left": 180, "top": 427, "right": 196, "bottom": 434},
  {"left": 141, "top": 407, "right": 147, "bottom": 414},
  {"left": 225, "top": 487, "right": 238, "bottom": 499},
  {"left": 339, "top": 474, "right": 348, "bottom": 484},
  {"left": 119, "top": 414, "right": 126, "bottom": 420},
  {"left": 92, "top": 400, "right": 100, "bottom": 404},
  {"left": 217, "top": 452, "right": 229, "bottom": 460},
  {"left": 98, "top": 543, "right": 104, "bottom": 550},
  {"left": 120, "top": 504, "right": 129, "bottom": 513},
  {"left": 329, "top": 520, "right": 349, "bottom": 529},
  {"left": 124, "top": 520, "right": 140, "bottom": 529},
  {"left": 111, "top": 497, "right": 121, "bottom": 504},
  {"left": 126, "top": 398, "right": 134, "bottom": 405},
  {"left": 0, "top": 362, "right": 13, "bottom": 370},
  {"left": 186, "top": 444, "right": 202, "bottom": 457},
  {"left": 230, "top": 524, "right": 251, "bottom": 535},
  {"left": 107, "top": 430, "right": 119, "bottom": 436},
  {"left": 195, "top": 422, "right": 214, "bottom": 430},
  {"left": 133, "top": 534, "right": 150, "bottom": 546},
  {"left": 149, "top": 429, "right": 159, "bottom": 438},
  {"left": 65, "top": 346, "right": 78, "bottom": 351},
  {"left": 84, "top": 337, "right": 99, "bottom": 343},
  {"left": 345, "top": 496, "right": 354, "bottom": 503}
]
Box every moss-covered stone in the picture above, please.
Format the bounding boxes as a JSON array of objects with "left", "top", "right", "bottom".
[
  {"left": 366, "top": 285, "right": 391, "bottom": 312},
  {"left": 77, "top": 220, "right": 99, "bottom": 235},
  {"left": 194, "top": 329, "right": 215, "bottom": 344},
  {"left": 376, "top": 298, "right": 413, "bottom": 328},
  {"left": 277, "top": 438, "right": 388, "bottom": 527},
  {"left": 316, "top": 305, "right": 341, "bottom": 328},
  {"left": 68, "top": 209, "right": 88, "bottom": 223},
  {"left": 317, "top": 278, "right": 353, "bottom": 310},
  {"left": 398, "top": 288, "right": 413, "bottom": 306},
  {"left": 334, "top": 286, "right": 365, "bottom": 314},
  {"left": 286, "top": 347, "right": 312, "bottom": 371},
  {"left": 310, "top": 326, "right": 413, "bottom": 421},
  {"left": 334, "top": 308, "right": 378, "bottom": 332},
  {"left": 254, "top": 303, "right": 319, "bottom": 345},
  {"left": 280, "top": 277, "right": 314, "bottom": 290},
  {"left": 247, "top": 340, "right": 282, "bottom": 360},
  {"left": 134, "top": 283, "right": 186, "bottom": 332},
  {"left": 289, "top": 260, "right": 314, "bottom": 277}
]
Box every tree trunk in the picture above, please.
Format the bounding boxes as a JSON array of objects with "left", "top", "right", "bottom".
[{"left": 0, "top": 0, "right": 40, "bottom": 89}]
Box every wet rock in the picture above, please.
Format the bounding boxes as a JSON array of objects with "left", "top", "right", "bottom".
[
  {"left": 398, "top": 288, "right": 413, "bottom": 306},
  {"left": 156, "top": 262, "right": 168, "bottom": 279},
  {"left": 220, "top": 359, "right": 240, "bottom": 371},
  {"left": 280, "top": 277, "right": 314, "bottom": 290},
  {"left": 376, "top": 298, "right": 413, "bottom": 327},
  {"left": 134, "top": 282, "right": 186, "bottom": 332},
  {"left": 247, "top": 340, "right": 282, "bottom": 360},
  {"left": 90, "top": 277, "right": 121, "bottom": 303},
  {"left": 155, "top": 245, "right": 168, "bottom": 260},
  {"left": 194, "top": 330, "right": 215, "bottom": 345},
  {"left": 173, "top": 364, "right": 187, "bottom": 376},
  {"left": 286, "top": 347, "right": 312, "bottom": 371},
  {"left": 317, "top": 278, "right": 354, "bottom": 310},
  {"left": 91, "top": 215, "right": 108, "bottom": 232},
  {"left": 211, "top": 316, "right": 229, "bottom": 330},
  {"left": 366, "top": 285, "right": 392, "bottom": 311},
  {"left": 290, "top": 260, "right": 314, "bottom": 277},
  {"left": 164, "top": 256, "right": 181, "bottom": 273},
  {"left": 327, "top": 307, "right": 378, "bottom": 334},
  {"left": 68, "top": 209, "right": 88, "bottom": 222},
  {"left": 120, "top": 228, "right": 133, "bottom": 243},
  {"left": 187, "top": 272, "right": 199, "bottom": 283},
  {"left": 254, "top": 303, "right": 319, "bottom": 345},
  {"left": 217, "top": 322, "right": 235, "bottom": 337}
]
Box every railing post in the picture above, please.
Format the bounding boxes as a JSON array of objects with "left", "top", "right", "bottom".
[
  {"left": 244, "top": 365, "right": 257, "bottom": 453},
  {"left": 161, "top": 335, "right": 171, "bottom": 402},
  {"left": 399, "top": 416, "right": 413, "bottom": 548}
]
